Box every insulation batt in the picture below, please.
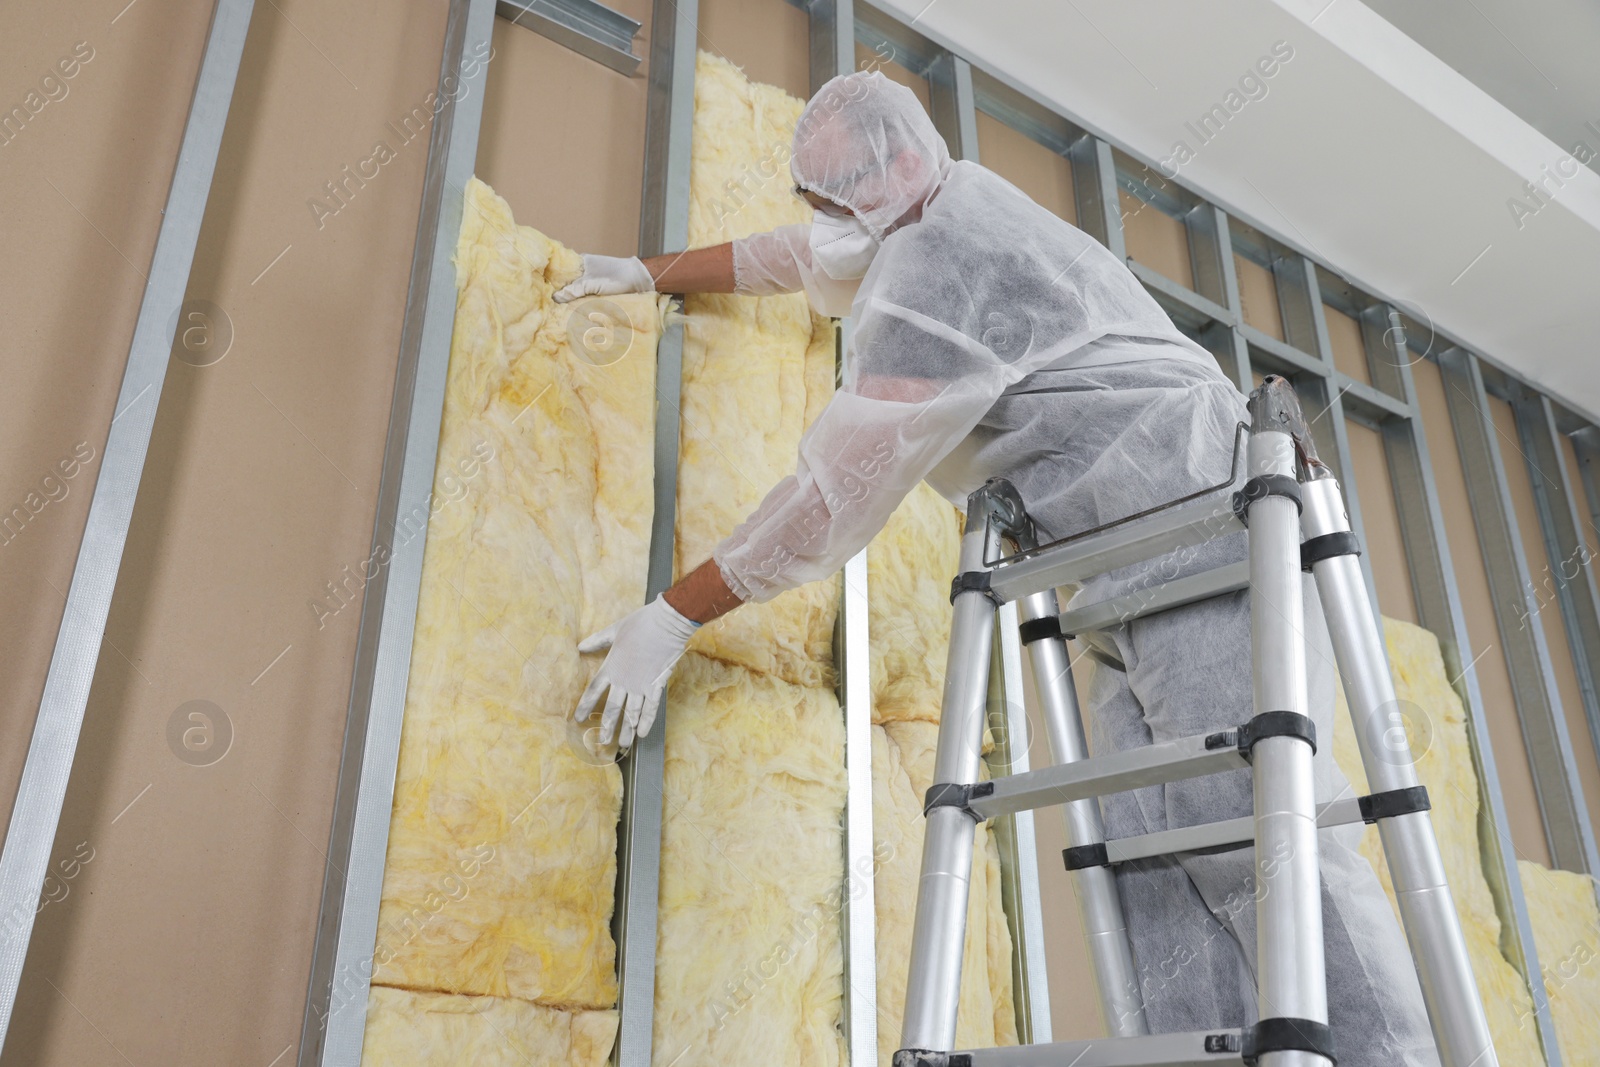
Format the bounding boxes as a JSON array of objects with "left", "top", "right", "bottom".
[
  {"left": 361, "top": 178, "right": 662, "bottom": 1064},
  {"left": 652, "top": 52, "right": 848, "bottom": 1066},
  {"left": 1329, "top": 617, "right": 1545, "bottom": 1066},
  {"left": 1516, "top": 861, "right": 1600, "bottom": 1066},
  {"left": 675, "top": 52, "right": 840, "bottom": 691}
]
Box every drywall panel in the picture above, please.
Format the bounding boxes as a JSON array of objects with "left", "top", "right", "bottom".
[
  {"left": 1, "top": 0, "right": 449, "bottom": 1063},
  {"left": 975, "top": 109, "right": 1076, "bottom": 226},
  {"left": 1118, "top": 190, "right": 1192, "bottom": 291},
  {"left": 1322, "top": 305, "right": 1370, "bottom": 385},
  {"left": 0, "top": 0, "right": 214, "bottom": 858},
  {"left": 475, "top": 4, "right": 651, "bottom": 258},
  {"left": 1344, "top": 417, "right": 1418, "bottom": 624},
  {"left": 1490, "top": 395, "right": 1600, "bottom": 839},
  {"left": 700, "top": 0, "right": 811, "bottom": 101},
  {"left": 1234, "top": 254, "right": 1283, "bottom": 340},
  {"left": 1413, "top": 356, "right": 1551, "bottom": 867}
]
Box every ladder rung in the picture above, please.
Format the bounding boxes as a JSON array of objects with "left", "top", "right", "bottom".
[
  {"left": 1103, "top": 797, "right": 1366, "bottom": 865},
  {"left": 969, "top": 732, "right": 1247, "bottom": 819},
  {"left": 1056, "top": 560, "right": 1250, "bottom": 636},
  {"left": 987, "top": 495, "right": 1243, "bottom": 602},
  {"left": 952, "top": 1028, "right": 1244, "bottom": 1066}
]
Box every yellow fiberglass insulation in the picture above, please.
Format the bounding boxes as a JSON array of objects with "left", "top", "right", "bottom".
[
  {"left": 364, "top": 987, "right": 618, "bottom": 1067},
  {"left": 361, "top": 178, "right": 663, "bottom": 1065},
  {"left": 651, "top": 51, "right": 847, "bottom": 1065},
  {"left": 675, "top": 51, "right": 841, "bottom": 691},
  {"left": 1517, "top": 861, "right": 1600, "bottom": 1066},
  {"left": 869, "top": 485, "right": 1019, "bottom": 1064},
  {"left": 1329, "top": 617, "right": 1544, "bottom": 1066}
]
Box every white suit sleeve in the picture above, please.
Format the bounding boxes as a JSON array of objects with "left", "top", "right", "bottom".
[
  {"left": 733, "top": 222, "right": 861, "bottom": 317},
  {"left": 732, "top": 223, "right": 812, "bottom": 295},
  {"left": 711, "top": 300, "right": 1010, "bottom": 603}
]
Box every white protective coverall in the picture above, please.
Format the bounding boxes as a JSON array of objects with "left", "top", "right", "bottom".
[{"left": 718, "top": 71, "right": 1438, "bottom": 1066}]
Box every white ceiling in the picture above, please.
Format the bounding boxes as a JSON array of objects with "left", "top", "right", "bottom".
[{"left": 874, "top": 0, "right": 1600, "bottom": 422}]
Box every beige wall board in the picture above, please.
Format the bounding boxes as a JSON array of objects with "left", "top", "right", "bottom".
[
  {"left": 0, "top": 0, "right": 217, "bottom": 848},
  {"left": 1490, "top": 396, "right": 1600, "bottom": 841},
  {"left": 1118, "top": 189, "right": 1192, "bottom": 292},
  {"left": 699, "top": 0, "right": 812, "bottom": 102},
  {"left": 2, "top": 0, "right": 449, "bottom": 1064},
  {"left": 1344, "top": 418, "right": 1418, "bottom": 624},
  {"left": 975, "top": 109, "right": 1076, "bottom": 227},
  {"left": 476, "top": 6, "right": 651, "bottom": 259},
  {"left": 1413, "top": 357, "right": 1552, "bottom": 868},
  {"left": 1234, "top": 253, "right": 1283, "bottom": 341},
  {"left": 1322, "top": 304, "right": 1370, "bottom": 385}
]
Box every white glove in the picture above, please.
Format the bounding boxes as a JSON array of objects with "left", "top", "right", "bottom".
[
  {"left": 552, "top": 254, "right": 656, "bottom": 303},
  {"left": 573, "top": 595, "right": 700, "bottom": 751}
]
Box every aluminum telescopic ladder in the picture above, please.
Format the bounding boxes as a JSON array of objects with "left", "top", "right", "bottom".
[{"left": 894, "top": 376, "right": 1497, "bottom": 1067}]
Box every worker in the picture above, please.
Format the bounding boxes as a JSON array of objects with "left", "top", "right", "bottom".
[{"left": 556, "top": 71, "right": 1437, "bottom": 1066}]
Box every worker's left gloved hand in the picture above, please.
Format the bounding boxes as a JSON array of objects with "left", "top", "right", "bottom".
[
  {"left": 573, "top": 595, "right": 700, "bottom": 751},
  {"left": 552, "top": 254, "right": 656, "bottom": 303}
]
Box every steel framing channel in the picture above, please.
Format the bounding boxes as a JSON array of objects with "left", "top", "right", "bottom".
[
  {"left": 300, "top": 3, "right": 498, "bottom": 1064},
  {"left": 494, "top": 0, "right": 642, "bottom": 75},
  {"left": 1069, "top": 135, "right": 1127, "bottom": 263},
  {"left": 0, "top": 0, "right": 255, "bottom": 1050},
  {"left": 1368, "top": 314, "right": 1564, "bottom": 1063},
  {"left": 1512, "top": 391, "right": 1600, "bottom": 779},
  {"left": 1438, "top": 348, "right": 1600, "bottom": 876},
  {"left": 610, "top": 2, "right": 697, "bottom": 1064},
  {"left": 928, "top": 51, "right": 979, "bottom": 163}
]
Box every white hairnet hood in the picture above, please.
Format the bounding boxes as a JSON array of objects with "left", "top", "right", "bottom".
[{"left": 790, "top": 71, "right": 951, "bottom": 240}]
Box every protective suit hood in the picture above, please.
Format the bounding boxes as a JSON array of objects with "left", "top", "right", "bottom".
[{"left": 790, "top": 71, "right": 952, "bottom": 241}]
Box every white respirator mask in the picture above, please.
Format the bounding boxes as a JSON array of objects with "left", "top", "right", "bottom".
[{"left": 808, "top": 210, "right": 880, "bottom": 280}]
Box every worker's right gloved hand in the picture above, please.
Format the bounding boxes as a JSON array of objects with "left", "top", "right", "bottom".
[
  {"left": 572, "top": 594, "right": 700, "bottom": 751},
  {"left": 552, "top": 254, "right": 656, "bottom": 303}
]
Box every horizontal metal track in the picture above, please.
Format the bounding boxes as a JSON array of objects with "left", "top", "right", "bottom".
[
  {"left": 970, "top": 731, "right": 1248, "bottom": 819},
  {"left": 496, "top": 0, "right": 642, "bottom": 75}
]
